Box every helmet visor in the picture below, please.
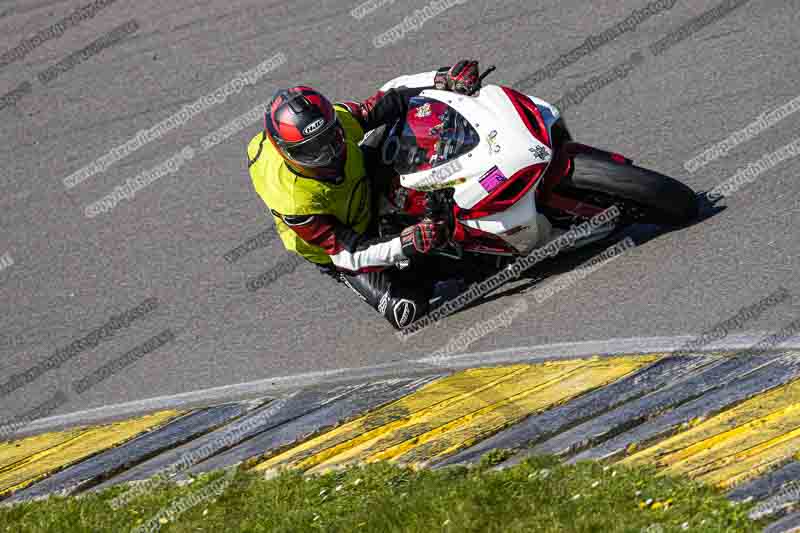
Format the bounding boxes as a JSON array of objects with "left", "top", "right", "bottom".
[{"left": 285, "top": 119, "right": 346, "bottom": 168}]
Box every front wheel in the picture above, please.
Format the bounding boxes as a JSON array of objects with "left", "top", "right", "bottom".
[{"left": 560, "top": 145, "right": 699, "bottom": 225}]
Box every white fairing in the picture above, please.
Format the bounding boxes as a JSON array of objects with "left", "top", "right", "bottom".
[
  {"left": 379, "top": 71, "right": 440, "bottom": 92},
  {"left": 374, "top": 74, "right": 563, "bottom": 254}
]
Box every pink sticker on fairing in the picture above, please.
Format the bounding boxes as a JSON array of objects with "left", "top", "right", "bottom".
[{"left": 479, "top": 166, "right": 507, "bottom": 192}]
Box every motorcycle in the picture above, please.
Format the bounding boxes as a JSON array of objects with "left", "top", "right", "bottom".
[{"left": 362, "top": 66, "right": 698, "bottom": 278}]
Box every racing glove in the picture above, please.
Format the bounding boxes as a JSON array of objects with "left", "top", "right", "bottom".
[
  {"left": 400, "top": 220, "right": 449, "bottom": 256},
  {"left": 436, "top": 60, "right": 481, "bottom": 95}
]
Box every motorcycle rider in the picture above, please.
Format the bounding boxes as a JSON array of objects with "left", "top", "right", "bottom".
[{"left": 247, "top": 61, "right": 481, "bottom": 329}]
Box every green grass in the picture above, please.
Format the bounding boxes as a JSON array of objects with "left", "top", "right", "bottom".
[{"left": 0, "top": 455, "right": 765, "bottom": 532}]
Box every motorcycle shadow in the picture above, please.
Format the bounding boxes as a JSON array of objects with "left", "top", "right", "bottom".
[{"left": 458, "top": 192, "right": 725, "bottom": 310}]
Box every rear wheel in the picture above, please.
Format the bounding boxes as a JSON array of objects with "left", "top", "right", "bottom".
[{"left": 559, "top": 147, "right": 699, "bottom": 225}]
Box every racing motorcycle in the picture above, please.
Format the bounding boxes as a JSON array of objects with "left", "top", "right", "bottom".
[{"left": 363, "top": 67, "right": 698, "bottom": 278}]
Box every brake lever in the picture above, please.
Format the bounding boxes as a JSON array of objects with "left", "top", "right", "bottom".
[{"left": 466, "top": 65, "right": 497, "bottom": 96}]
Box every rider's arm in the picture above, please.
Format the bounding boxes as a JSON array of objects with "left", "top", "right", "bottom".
[
  {"left": 281, "top": 214, "right": 405, "bottom": 273},
  {"left": 338, "top": 88, "right": 422, "bottom": 132},
  {"left": 338, "top": 67, "right": 450, "bottom": 132}
]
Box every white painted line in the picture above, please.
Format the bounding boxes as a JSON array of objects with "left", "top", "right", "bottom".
[{"left": 10, "top": 333, "right": 800, "bottom": 439}]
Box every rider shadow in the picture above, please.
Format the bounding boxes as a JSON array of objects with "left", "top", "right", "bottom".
[{"left": 457, "top": 192, "right": 726, "bottom": 310}]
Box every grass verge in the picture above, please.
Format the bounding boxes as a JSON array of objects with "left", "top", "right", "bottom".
[{"left": 0, "top": 454, "right": 765, "bottom": 532}]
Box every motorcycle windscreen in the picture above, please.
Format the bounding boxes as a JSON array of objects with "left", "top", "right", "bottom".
[{"left": 384, "top": 97, "right": 480, "bottom": 175}]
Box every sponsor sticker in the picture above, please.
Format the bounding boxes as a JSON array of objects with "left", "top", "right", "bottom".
[
  {"left": 531, "top": 145, "right": 549, "bottom": 160},
  {"left": 478, "top": 166, "right": 507, "bottom": 193},
  {"left": 487, "top": 130, "right": 501, "bottom": 154},
  {"left": 415, "top": 102, "right": 432, "bottom": 118}
]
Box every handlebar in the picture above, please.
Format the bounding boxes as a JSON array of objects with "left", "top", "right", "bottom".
[{"left": 467, "top": 65, "right": 497, "bottom": 96}]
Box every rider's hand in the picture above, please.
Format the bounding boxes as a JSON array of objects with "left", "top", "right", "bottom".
[
  {"left": 445, "top": 60, "right": 481, "bottom": 95},
  {"left": 400, "top": 220, "right": 449, "bottom": 256}
]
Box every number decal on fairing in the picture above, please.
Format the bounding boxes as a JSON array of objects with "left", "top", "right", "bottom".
[{"left": 478, "top": 166, "right": 507, "bottom": 193}]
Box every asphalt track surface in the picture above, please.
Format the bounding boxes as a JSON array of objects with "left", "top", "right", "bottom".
[{"left": 1, "top": 0, "right": 798, "bottom": 422}]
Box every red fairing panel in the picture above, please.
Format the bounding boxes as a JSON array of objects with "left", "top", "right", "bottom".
[
  {"left": 501, "top": 87, "right": 550, "bottom": 147},
  {"left": 458, "top": 163, "right": 547, "bottom": 220},
  {"left": 387, "top": 176, "right": 428, "bottom": 216},
  {"left": 457, "top": 224, "right": 519, "bottom": 255}
]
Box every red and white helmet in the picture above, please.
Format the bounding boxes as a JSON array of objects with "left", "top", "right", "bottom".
[{"left": 265, "top": 86, "right": 346, "bottom": 180}]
